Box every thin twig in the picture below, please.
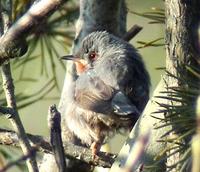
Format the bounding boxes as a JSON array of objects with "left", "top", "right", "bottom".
[
  {"left": 48, "top": 105, "right": 67, "bottom": 172},
  {"left": 0, "top": 147, "right": 37, "bottom": 172},
  {"left": 122, "top": 24, "right": 143, "bottom": 42},
  {"left": 0, "top": 128, "right": 116, "bottom": 168}
]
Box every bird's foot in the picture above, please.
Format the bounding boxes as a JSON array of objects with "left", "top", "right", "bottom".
[{"left": 90, "top": 142, "right": 101, "bottom": 160}]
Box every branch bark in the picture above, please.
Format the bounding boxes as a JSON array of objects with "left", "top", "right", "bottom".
[
  {"left": 0, "top": 128, "right": 115, "bottom": 168},
  {"left": 165, "top": 0, "right": 200, "bottom": 170}
]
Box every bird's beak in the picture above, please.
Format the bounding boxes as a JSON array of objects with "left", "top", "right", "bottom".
[
  {"left": 60, "top": 55, "right": 88, "bottom": 74},
  {"left": 60, "top": 55, "right": 78, "bottom": 61}
]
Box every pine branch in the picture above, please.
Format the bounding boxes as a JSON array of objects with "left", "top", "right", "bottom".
[{"left": 0, "top": 0, "right": 67, "bottom": 64}]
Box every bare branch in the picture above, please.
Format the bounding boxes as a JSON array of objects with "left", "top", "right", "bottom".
[
  {"left": 48, "top": 105, "right": 67, "bottom": 172},
  {"left": 0, "top": 128, "right": 116, "bottom": 168},
  {"left": 0, "top": 0, "right": 66, "bottom": 64},
  {"left": 122, "top": 25, "right": 143, "bottom": 42}
]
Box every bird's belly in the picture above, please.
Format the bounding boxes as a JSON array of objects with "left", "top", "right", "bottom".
[{"left": 64, "top": 102, "right": 130, "bottom": 146}]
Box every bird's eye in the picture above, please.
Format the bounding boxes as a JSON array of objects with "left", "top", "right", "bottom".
[{"left": 89, "top": 52, "right": 96, "bottom": 60}]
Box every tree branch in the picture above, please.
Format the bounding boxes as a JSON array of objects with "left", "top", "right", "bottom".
[
  {"left": 165, "top": 0, "right": 200, "bottom": 170},
  {"left": 0, "top": 128, "right": 116, "bottom": 168},
  {"left": 0, "top": 0, "right": 66, "bottom": 64},
  {"left": 48, "top": 105, "right": 67, "bottom": 172},
  {"left": 122, "top": 24, "right": 142, "bottom": 42}
]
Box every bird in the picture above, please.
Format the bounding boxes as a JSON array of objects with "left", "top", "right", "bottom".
[{"left": 61, "top": 31, "right": 150, "bottom": 157}]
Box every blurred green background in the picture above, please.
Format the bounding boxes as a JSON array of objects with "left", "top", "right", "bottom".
[{"left": 0, "top": 0, "right": 165, "bottom": 169}]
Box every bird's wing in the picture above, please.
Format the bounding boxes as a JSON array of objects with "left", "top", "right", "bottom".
[
  {"left": 111, "top": 91, "right": 140, "bottom": 116},
  {"left": 75, "top": 71, "right": 140, "bottom": 117},
  {"left": 75, "top": 72, "right": 114, "bottom": 114}
]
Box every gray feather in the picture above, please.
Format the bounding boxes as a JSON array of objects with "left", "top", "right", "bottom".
[{"left": 112, "top": 91, "right": 140, "bottom": 116}]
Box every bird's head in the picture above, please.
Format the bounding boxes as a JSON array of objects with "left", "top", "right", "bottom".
[{"left": 61, "top": 31, "right": 117, "bottom": 75}]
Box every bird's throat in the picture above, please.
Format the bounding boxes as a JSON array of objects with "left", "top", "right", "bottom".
[{"left": 75, "top": 61, "right": 87, "bottom": 74}]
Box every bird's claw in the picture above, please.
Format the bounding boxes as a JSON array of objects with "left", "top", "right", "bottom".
[{"left": 90, "top": 142, "right": 101, "bottom": 160}]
